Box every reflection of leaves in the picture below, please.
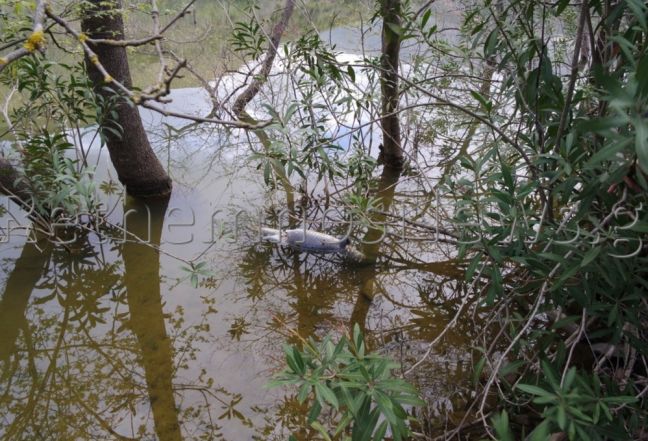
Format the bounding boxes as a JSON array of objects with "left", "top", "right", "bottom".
[
  {"left": 218, "top": 394, "right": 253, "bottom": 427},
  {"left": 252, "top": 395, "right": 312, "bottom": 439},
  {"left": 181, "top": 261, "right": 212, "bottom": 288},
  {"left": 228, "top": 317, "right": 250, "bottom": 341},
  {"left": 200, "top": 276, "right": 220, "bottom": 290},
  {"left": 99, "top": 179, "right": 121, "bottom": 195},
  {"left": 34, "top": 291, "right": 57, "bottom": 305},
  {"left": 36, "top": 244, "right": 122, "bottom": 328},
  {"left": 239, "top": 244, "right": 272, "bottom": 302},
  {"left": 55, "top": 265, "right": 120, "bottom": 327}
]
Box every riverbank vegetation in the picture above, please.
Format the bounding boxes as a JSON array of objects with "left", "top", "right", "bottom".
[{"left": 1, "top": 0, "right": 647, "bottom": 439}]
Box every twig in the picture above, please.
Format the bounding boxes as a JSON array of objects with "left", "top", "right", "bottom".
[{"left": 45, "top": 6, "right": 269, "bottom": 129}]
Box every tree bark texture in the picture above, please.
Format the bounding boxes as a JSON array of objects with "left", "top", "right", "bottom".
[
  {"left": 81, "top": 0, "right": 172, "bottom": 198},
  {"left": 380, "top": 0, "right": 404, "bottom": 170}
]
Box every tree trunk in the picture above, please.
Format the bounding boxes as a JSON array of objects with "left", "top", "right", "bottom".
[
  {"left": 81, "top": 0, "right": 172, "bottom": 198},
  {"left": 379, "top": 0, "right": 404, "bottom": 171},
  {"left": 349, "top": 166, "right": 401, "bottom": 335}
]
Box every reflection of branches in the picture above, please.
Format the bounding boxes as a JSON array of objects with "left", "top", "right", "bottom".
[
  {"left": 0, "top": 217, "right": 242, "bottom": 440},
  {"left": 62, "top": 372, "right": 139, "bottom": 441}
]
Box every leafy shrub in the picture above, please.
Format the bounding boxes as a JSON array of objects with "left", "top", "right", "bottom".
[{"left": 269, "top": 324, "right": 424, "bottom": 441}]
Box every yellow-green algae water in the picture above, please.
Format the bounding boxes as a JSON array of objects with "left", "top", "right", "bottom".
[
  {"left": 0, "top": 86, "right": 482, "bottom": 440},
  {"left": 0, "top": 5, "right": 486, "bottom": 439}
]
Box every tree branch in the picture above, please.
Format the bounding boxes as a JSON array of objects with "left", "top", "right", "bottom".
[
  {"left": 231, "top": 0, "right": 295, "bottom": 117},
  {"left": 0, "top": 0, "right": 47, "bottom": 74}
]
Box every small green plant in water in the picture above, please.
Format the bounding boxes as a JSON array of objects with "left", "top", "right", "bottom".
[{"left": 268, "top": 324, "right": 424, "bottom": 441}]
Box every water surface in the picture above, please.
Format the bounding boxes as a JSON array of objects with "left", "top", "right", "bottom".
[{"left": 0, "top": 18, "right": 486, "bottom": 440}]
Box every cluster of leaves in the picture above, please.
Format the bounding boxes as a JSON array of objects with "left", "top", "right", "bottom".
[
  {"left": 0, "top": 0, "right": 33, "bottom": 45},
  {"left": 494, "top": 361, "right": 638, "bottom": 440},
  {"left": 229, "top": 4, "right": 267, "bottom": 60},
  {"left": 443, "top": 0, "right": 648, "bottom": 437},
  {"left": 253, "top": 103, "right": 345, "bottom": 188},
  {"left": 20, "top": 131, "right": 96, "bottom": 216},
  {"left": 251, "top": 26, "right": 388, "bottom": 202},
  {"left": 269, "top": 325, "right": 424, "bottom": 441},
  {"left": 2, "top": 56, "right": 120, "bottom": 219}
]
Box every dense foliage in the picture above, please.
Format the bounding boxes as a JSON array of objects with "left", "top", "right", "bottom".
[
  {"left": 270, "top": 325, "right": 424, "bottom": 441},
  {"left": 446, "top": 0, "right": 648, "bottom": 437},
  {"left": 1, "top": 0, "right": 647, "bottom": 439}
]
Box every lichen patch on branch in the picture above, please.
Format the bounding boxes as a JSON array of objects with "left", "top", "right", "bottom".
[{"left": 23, "top": 26, "right": 46, "bottom": 53}]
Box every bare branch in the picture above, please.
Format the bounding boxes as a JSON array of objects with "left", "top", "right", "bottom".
[{"left": 46, "top": 6, "right": 266, "bottom": 130}]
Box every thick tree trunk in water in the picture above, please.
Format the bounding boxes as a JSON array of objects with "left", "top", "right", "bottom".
[
  {"left": 379, "top": 0, "right": 404, "bottom": 171},
  {"left": 81, "top": 0, "right": 172, "bottom": 198},
  {"left": 350, "top": 167, "right": 402, "bottom": 333}
]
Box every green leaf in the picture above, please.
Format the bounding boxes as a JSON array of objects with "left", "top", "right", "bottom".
[
  {"left": 298, "top": 383, "right": 311, "bottom": 403},
  {"left": 529, "top": 419, "right": 551, "bottom": 441},
  {"left": 307, "top": 400, "right": 322, "bottom": 423},
  {"left": 563, "top": 367, "right": 577, "bottom": 389},
  {"left": 636, "top": 54, "right": 648, "bottom": 97},
  {"left": 372, "top": 420, "right": 389, "bottom": 441},
  {"left": 557, "top": 405, "right": 567, "bottom": 429},
  {"left": 580, "top": 247, "right": 601, "bottom": 267},
  {"left": 386, "top": 22, "right": 404, "bottom": 37},
  {"left": 555, "top": 0, "right": 571, "bottom": 15},
  {"left": 473, "top": 356, "right": 486, "bottom": 385},
  {"left": 625, "top": 0, "right": 648, "bottom": 31},
  {"left": 284, "top": 346, "right": 305, "bottom": 375},
  {"left": 311, "top": 421, "right": 333, "bottom": 441},
  {"left": 347, "top": 65, "right": 356, "bottom": 82},
  {"left": 492, "top": 410, "right": 514, "bottom": 441},
  {"left": 471, "top": 90, "right": 492, "bottom": 112},
  {"left": 517, "top": 384, "right": 554, "bottom": 398},
  {"left": 421, "top": 9, "right": 432, "bottom": 28},
  {"left": 315, "top": 383, "right": 339, "bottom": 410},
  {"left": 483, "top": 29, "right": 498, "bottom": 57}
]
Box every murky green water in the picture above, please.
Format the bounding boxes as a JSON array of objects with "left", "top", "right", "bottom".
[
  {"left": 0, "top": 8, "right": 483, "bottom": 439},
  {"left": 0, "top": 103, "right": 479, "bottom": 440}
]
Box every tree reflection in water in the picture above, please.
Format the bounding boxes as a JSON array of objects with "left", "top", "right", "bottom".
[
  {"left": 0, "top": 202, "right": 240, "bottom": 440},
  {"left": 232, "top": 174, "right": 484, "bottom": 438},
  {"left": 0, "top": 164, "right": 488, "bottom": 439}
]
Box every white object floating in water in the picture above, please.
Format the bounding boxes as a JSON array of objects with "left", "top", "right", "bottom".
[{"left": 261, "top": 227, "right": 349, "bottom": 253}]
